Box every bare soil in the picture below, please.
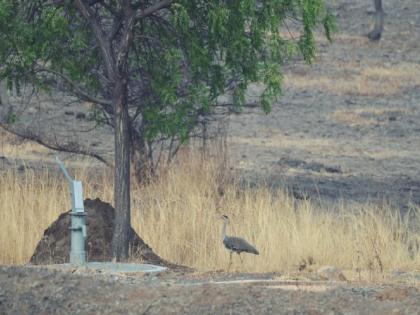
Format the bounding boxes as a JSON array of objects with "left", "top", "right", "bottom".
[
  {"left": 2, "top": 1, "right": 419, "bottom": 210},
  {"left": 1, "top": 266, "right": 419, "bottom": 315},
  {"left": 227, "top": 0, "right": 420, "bottom": 210}
]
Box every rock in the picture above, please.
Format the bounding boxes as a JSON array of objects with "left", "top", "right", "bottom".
[
  {"left": 298, "top": 256, "right": 316, "bottom": 271},
  {"left": 324, "top": 166, "right": 342, "bottom": 174},
  {"left": 376, "top": 288, "right": 414, "bottom": 302},
  {"left": 278, "top": 158, "right": 342, "bottom": 174},
  {"left": 317, "top": 266, "right": 347, "bottom": 282},
  {"left": 75, "top": 112, "right": 86, "bottom": 119}
]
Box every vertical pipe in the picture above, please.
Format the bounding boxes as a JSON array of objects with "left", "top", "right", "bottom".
[
  {"left": 69, "top": 181, "right": 86, "bottom": 265},
  {"left": 56, "top": 157, "right": 86, "bottom": 265}
]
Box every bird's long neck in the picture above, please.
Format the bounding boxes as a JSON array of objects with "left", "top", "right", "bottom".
[{"left": 222, "top": 219, "right": 228, "bottom": 240}]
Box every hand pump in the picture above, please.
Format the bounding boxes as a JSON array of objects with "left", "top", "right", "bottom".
[{"left": 56, "top": 156, "right": 86, "bottom": 265}]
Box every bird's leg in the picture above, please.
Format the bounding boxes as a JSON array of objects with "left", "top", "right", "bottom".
[
  {"left": 227, "top": 251, "right": 233, "bottom": 271},
  {"left": 238, "top": 253, "right": 243, "bottom": 264}
]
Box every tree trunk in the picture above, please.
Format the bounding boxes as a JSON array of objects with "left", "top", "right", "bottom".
[
  {"left": 0, "top": 81, "right": 9, "bottom": 106},
  {"left": 131, "top": 133, "right": 154, "bottom": 185},
  {"left": 368, "top": 0, "right": 384, "bottom": 41},
  {"left": 111, "top": 79, "right": 131, "bottom": 261}
]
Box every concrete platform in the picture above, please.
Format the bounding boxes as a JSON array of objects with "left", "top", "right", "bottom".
[{"left": 28, "top": 262, "right": 167, "bottom": 273}]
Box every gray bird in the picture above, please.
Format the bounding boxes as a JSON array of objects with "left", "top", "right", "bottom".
[{"left": 220, "top": 214, "right": 259, "bottom": 269}]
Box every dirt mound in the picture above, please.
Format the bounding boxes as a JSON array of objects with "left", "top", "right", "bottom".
[{"left": 30, "top": 198, "right": 165, "bottom": 266}]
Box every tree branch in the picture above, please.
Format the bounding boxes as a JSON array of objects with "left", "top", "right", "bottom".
[
  {"left": 0, "top": 124, "right": 110, "bottom": 166},
  {"left": 36, "top": 66, "right": 112, "bottom": 107},
  {"left": 74, "top": 0, "right": 116, "bottom": 78},
  {"left": 117, "top": 7, "right": 136, "bottom": 70},
  {"left": 136, "top": 0, "right": 173, "bottom": 19}
]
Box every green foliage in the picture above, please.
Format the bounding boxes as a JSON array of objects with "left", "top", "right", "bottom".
[
  {"left": 323, "top": 9, "right": 337, "bottom": 42},
  {"left": 0, "top": 1, "right": 100, "bottom": 92},
  {"left": 0, "top": 0, "right": 335, "bottom": 141},
  {"left": 5, "top": 107, "right": 17, "bottom": 124}
]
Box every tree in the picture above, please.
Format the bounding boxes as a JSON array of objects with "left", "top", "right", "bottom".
[
  {"left": 0, "top": 0, "right": 334, "bottom": 260},
  {"left": 368, "top": 0, "right": 384, "bottom": 41}
]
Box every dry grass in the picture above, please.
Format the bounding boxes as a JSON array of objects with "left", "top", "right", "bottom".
[
  {"left": 284, "top": 63, "right": 420, "bottom": 97},
  {"left": 0, "top": 129, "right": 51, "bottom": 160},
  {"left": 331, "top": 107, "right": 414, "bottom": 128},
  {"left": 1, "top": 148, "right": 419, "bottom": 277},
  {"left": 0, "top": 162, "right": 113, "bottom": 264},
  {"left": 136, "top": 154, "right": 420, "bottom": 274}
]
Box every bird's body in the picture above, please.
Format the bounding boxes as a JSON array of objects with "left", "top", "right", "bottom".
[
  {"left": 220, "top": 215, "right": 259, "bottom": 269},
  {"left": 223, "top": 236, "right": 259, "bottom": 255}
]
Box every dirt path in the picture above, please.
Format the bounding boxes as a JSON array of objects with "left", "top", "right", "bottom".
[{"left": 1, "top": 266, "right": 419, "bottom": 315}]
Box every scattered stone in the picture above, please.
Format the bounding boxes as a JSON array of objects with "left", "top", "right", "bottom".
[
  {"left": 278, "top": 158, "right": 342, "bottom": 174},
  {"left": 317, "top": 266, "right": 347, "bottom": 282},
  {"left": 376, "top": 288, "right": 416, "bottom": 302},
  {"left": 75, "top": 112, "right": 86, "bottom": 119},
  {"left": 324, "top": 166, "right": 342, "bottom": 174},
  {"left": 298, "top": 256, "right": 316, "bottom": 271}
]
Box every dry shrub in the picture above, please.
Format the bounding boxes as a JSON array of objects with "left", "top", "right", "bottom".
[{"left": 0, "top": 150, "right": 419, "bottom": 275}]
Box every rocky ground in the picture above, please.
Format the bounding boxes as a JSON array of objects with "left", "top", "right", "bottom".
[
  {"left": 228, "top": 0, "right": 420, "bottom": 210},
  {"left": 1, "top": 266, "right": 419, "bottom": 315}
]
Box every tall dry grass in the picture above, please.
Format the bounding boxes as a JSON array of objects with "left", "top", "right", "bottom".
[
  {"left": 135, "top": 153, "right": 420, "bottom": 274},
  {"left": 1, "top": 151, "right": 419, "bottom": 275},
  {"left": 0, "top": 162, "right": 113, "bottom": 264}
]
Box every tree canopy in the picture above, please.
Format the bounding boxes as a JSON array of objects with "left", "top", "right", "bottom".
[
  {"left": 0, "top": 0, "right": 334, "bottom": 260},
  {"left": 1, "top": 0, "right": 334, "bottom": 141}
]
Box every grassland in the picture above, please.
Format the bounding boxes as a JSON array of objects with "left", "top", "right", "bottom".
[
  {"left": 1, "top": 136, "right": 419, "bottom": 278},
  {"left": 1, "top": 2, "right": 419, "bottom": 276}
]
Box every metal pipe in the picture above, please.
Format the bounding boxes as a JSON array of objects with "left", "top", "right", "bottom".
[
  {"left": 56, "top": 156, "right": 86, "bottom": 265},
  {"left": 55, "top": 156, "right": 72, "bottom": 183}
]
